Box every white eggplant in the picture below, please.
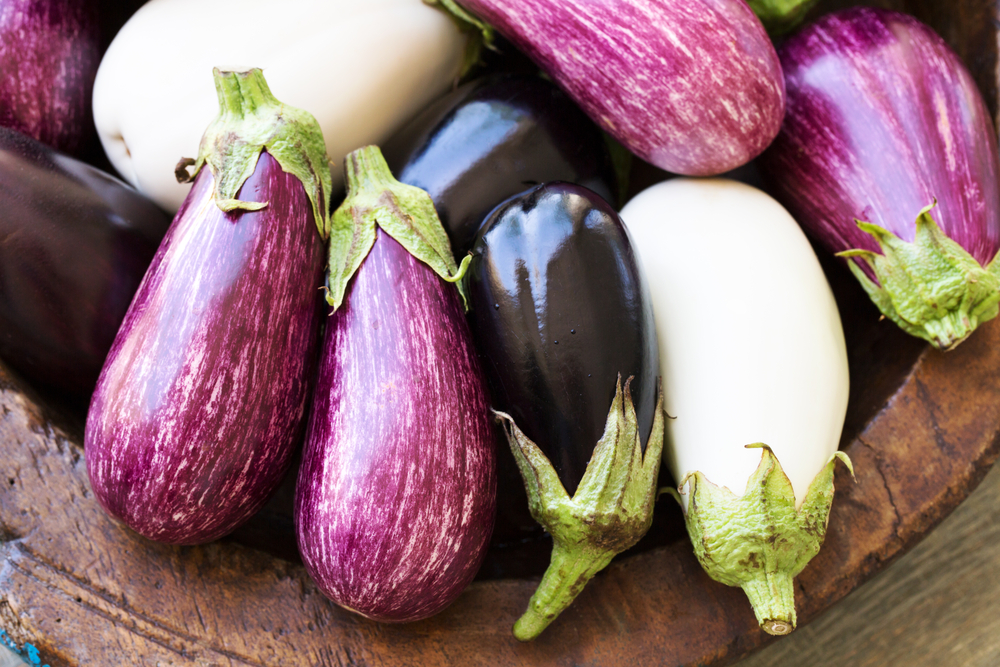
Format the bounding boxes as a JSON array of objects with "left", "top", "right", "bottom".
[
  {"left": 93, "top": 0, "right": 468, "bottom": 212},
  {"left": 620, "top": 178, "right": 853, "bottom": 635}
]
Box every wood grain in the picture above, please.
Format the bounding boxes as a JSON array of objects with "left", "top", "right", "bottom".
[
  {"left": 2, "top": 0, "right": 999, "bottom": 665},
  {"left": 2, "top": 313, "right": 999, "bottom": 666}
]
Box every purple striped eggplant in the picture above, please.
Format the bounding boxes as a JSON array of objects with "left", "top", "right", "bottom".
[
  {"left": 0, "top": 0, "right": 99, "bottom": 155},
  {"left": 431, "top": 0, "right": 785, "bottom": 176},
  {"left": 295, "top": 146, "right": 495, "bottom": 623},
  {"left": 84, "top": 69, "right": 332, "bottom": 544},
  {"left": 758, "top": 8, "right": 1000, "bottom": 350}
]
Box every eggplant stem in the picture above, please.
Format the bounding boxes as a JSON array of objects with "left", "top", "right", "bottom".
[
  {"left": 513, "top": 541, "right": 615, "bottom": 641},
  {"left": 741, "top": 570, "right": 796, "bottom": 635}
]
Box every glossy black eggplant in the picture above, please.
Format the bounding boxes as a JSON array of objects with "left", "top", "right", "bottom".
[
  {"left": 466, "top": 182, "right": 658, "bottom": 495},
  {"left": 382, "top": 74, "right": 617, "bottom": 259},
  {"left": 466, "top": 181, "right": 663, "bottom": 639},
  {"left": 0, "top": 126, "right": 170, "bottom": 397}
]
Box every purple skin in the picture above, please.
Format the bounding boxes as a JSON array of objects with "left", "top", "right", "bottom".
[
  {"left": 0, "top": 126, "right": 169, "bottom": 398},
  {"left": 758, "top": 7, "right": 1000, "bottom": 276},
  {"left": 85, "top": 151, "right": 325, "bottom": 545},
  {"left": 0, "top": 0, "right": 99, "bottom": 155},
  {"left": 456, "top": 0, "right": 785, "bottom": 176},
  {"left": 296, "top": 229, "right": 495, "bottom": 623}
]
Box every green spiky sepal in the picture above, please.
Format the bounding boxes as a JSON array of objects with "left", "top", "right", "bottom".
[
  {"left": 326, "top": 146, "right": 470, "bottom": 313},
  {"left": 746, "top": 0, "right": 820, "bottom": 35},
  {"left": 423, "top": 0, "right": 496, "bottom": 77},
  {"left": 668, "top": 445, "right": 854, "bottom": 635},
  {"left": 837, "top": 203, "right": 1000, "bottom": 351},
  {"left": 494, "top": 376, "right": 665, "bottom": 641},
  {"left": 175, "top": 68, "right": 333, "bottom": 239}
]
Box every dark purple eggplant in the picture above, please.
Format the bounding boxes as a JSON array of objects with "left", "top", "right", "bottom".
[
  {"left": 381, "top": 74, "right": 617, "bottom": 258},
  {"left": 296, "top": 146, "right": 495, "bottom": 623},
  {"left": 468, "top": 183, "right": 659, "bottom": 494},
  {"left": 85, "top": 69, "right": 331, "bottom": 544},
  {"left": 0, "top": 126, "right": 169, "bottom": 397},
  {"left": 0, "top": 0, "right": 99, "bottom": 155},
  {"left": 465, "top": 182, "right": 663, "bottom": 639}
]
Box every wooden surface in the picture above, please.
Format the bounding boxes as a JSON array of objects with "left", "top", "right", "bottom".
[
  {"left": 2, "top": 0, "right": 1000, "bottom": 665},
  {"left": 2, "top": 303, "right": 1000, "bottom": 666},
  {"left": 738, "top": 453, "right": 1000, "bottom": 667}
]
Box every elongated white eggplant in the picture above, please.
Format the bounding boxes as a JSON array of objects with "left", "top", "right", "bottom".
[
  {"left": 93, "top": 0, "right": 471, "bottom": 212},
  {"left": 620, "top": 178, "right": 852, "bottom": 635}
]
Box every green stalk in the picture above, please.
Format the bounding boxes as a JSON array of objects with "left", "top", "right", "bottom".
[
  {"left": 513, "top": 544, "right": 615, "bottom": 640},
  {"left": 838, "top": 203, "right": 1000, "bottom": 350},
  {"left": 496, "top": 376, "right": 665, "bottom": 641},
  {"left": 747, "top": 0, "right": 820, "bottom": 35},
  {"left": 326, "top": 146, "right": 470, "bottom": 313},
  {"left": 176, "top": 68, "right": 332, "bottom": 239},
  {"left": 670, "top": 445, "right": 854, "bottom": 635},
  {"left": 742, "top": 571, "right": 796, "bottom": 635}
]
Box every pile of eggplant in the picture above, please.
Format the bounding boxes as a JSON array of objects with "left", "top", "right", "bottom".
[{"left": 1, "top": 0, "right": 998, "bottom": 648}]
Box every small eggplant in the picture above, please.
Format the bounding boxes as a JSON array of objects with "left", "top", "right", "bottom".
[
  {"left": 381, "top": 74, "right": 617, "bottom": 258},
  {"left": 0, "top": 126, "right": 170, "bottom": 397},
  {"left": 85, "top": 69, "right": 331, "bottom": 544},
  {"left": 432, "top": 0, "right": 784, "bottom": 176},
  {"left": 295, "top": 146, "right": 495, "bottom": 623},
  {"left": 466, "top": 182, "right": 663, "bottom": 640},
  {"left": 621, "top": 178, "right": 852, "bottom": 635},
  {"left": 758, "top": 8, "right": 1000, "bottom": 350},
  {"left": 0, "top": 0, "right": 99, "bottom": 154}
]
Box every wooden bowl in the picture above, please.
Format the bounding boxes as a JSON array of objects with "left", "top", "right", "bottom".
[{"left": 2, "top": 1, "right": 999, "bottom": 664}]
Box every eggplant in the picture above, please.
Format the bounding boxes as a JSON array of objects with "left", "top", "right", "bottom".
[
  {"left": 381, "top": 74, "right": 617, "bottom": 258},
  {"left": 0, "top": 0, "right": 99, "bottom": 155},
  {"left": 432, "top": 0, "right": 784, "bottom": 176},
  {"left": 466, "top": 182, "right": 663, "bottom": 639},
  {"left": 296, "top": 147, "right": 495, "bottom": 622},
  {"left": 758, "top": 8, "right": 1000, "bottom": 350},
  {"left": 93, "top": 0, "right": 472, "bottom": 212},
  {"left": 468, "top": 183, "right": 658, "bottom": 493},
  {"left": 85, "top": 69, "right": 331, "bottom": 544},
  {"left": 622, "top": 177, "right": 852, "bottom": 634},
  {"left": 0, "top": 126, "right": 170, "bottom": 397}
]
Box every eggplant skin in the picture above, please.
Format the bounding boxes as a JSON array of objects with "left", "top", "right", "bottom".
[
  {"left": 382, "top": 74, "right": 617, "bottom": 258},
  {"left": 467, "top": 182, "right": 659, "bottom": 496},
  {"left": 296, "top": 230, "right": 495, "bottom": 623},
  {"left": 0, "top": 127, "right": 170, "bottom": 397},
  {"left": 455, "top": 0, "right": 784, "bottom": 176},
  {"left": 758, "top": 8, "right": 1000, "bottom": 270},
  {"left": 85, "top": 151, "right": 325, "bottom": 545},
  {"left": 0, "top": 0, "right": 99, "bottom": 154}
]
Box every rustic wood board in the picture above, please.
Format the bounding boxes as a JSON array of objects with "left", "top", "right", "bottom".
[
  {"left": 2, "top": 0, "right": 999, "bottom": 665},
  {"left": 2, "top": 314, "right": 999, "bottom": 667}
]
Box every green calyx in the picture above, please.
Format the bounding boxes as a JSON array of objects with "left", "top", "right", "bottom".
[
  {"left": 837, "top": 203, "right": 1000, "bottom": 351},
  {"left": 494, "top": 376, "right": 665, "bottom": 641},
  {"left": 668, "top": 445, "right": 854, "bottom": 635},
  {"left": 424, "top": 0, "right": 496, "bottom": 77},
  {"left": 746, "top": 0, "right": 820, "bottom": 35},
  {"left": 175, "top": 68, "right": 332, "bottom": 239},
  {"left": 326, "top": 145, "right": 470, "bottom": 312}
]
